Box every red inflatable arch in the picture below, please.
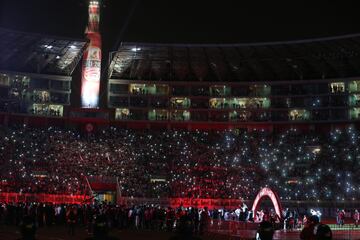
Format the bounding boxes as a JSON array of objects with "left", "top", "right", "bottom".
[{"left": 251, "top": 187, "right": 283, "bottom": 219}]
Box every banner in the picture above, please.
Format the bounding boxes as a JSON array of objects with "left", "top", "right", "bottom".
[
  {"left": 0, "top": 193, "right": 90, "bottom": 204},
  {"left": 81, "top": 0, "right": 101, "bottom": 108},
  {"left": 117, "top": 197, "right": 244, "bottom": 210}
]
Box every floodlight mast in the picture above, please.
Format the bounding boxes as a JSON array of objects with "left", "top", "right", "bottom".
[{"left": 80, "top": 0, "right": 102, "bottom": 108}]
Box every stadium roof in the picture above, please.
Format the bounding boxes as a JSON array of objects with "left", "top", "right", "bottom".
[
  {"left": 0, "top": 28, "right": 88, "bottom": 76},
  {"left": 109, "top": 34, "right": 360, "bottom": 82}
]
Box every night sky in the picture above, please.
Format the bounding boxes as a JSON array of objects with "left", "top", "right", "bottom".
[{"left": 1, "top": 0, "right": 360, "bottom": 55}]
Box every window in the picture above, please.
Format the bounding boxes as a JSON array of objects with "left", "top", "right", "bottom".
[
  {"left": 271, "top": 110, "right": 289, "bottom": 121},
  {"left": 249, "top": 84, "right": 271, "bottom": 96},
  {"left": 50, "top": 92, "right": 69, "bottom": 104},
  {"left": 155, "top": 84, "right": 170, "bottom": 95},
  {"left": 271, "top": 85, "right": 289, "bottom": 96},
  {"left": 229, "top": 110, "right": 250, "bottom": 122},
  {"left": 130, "top": 109, "right": 147, "bottom": 120},
  {"left": 33, "top": 90, "right": 50, "bottom": 103},
  {"left": 330, "top": 95, "right": 347, "bottom": 106},
  {"left": 48, "top": 104, "right": 63, "bottom": 116},
  {"left": 129, "top": 84, "right": 169, "bottom": 95},
  {"left": 10, "top": 75, "right": 30, "bottom": 88},
  {"left": 349, "top": 94, "right": 360, "bottom": 107},
  {"left": 331, "top": 109, "right": 347, "bottom": 120},
  {"left": 30, "top": 104, "right": 48, "bottom": 115},
  {"left": 0, "top": 74, "right": 10, "bottom": 86},
  {"left": 171, "top": 110, "right": 190, "bottom": 121},
  {"left": 149, "top": 98, "right": 168, "bottom": 108},
  {"left": 306, "top": 97, "right": 328, "bottom": 108},
  {"left": 170, "top": 97, "right": 191, "bottom": 108},
  {"left": 272, "top": 98, "right": 290, "bottom": 108},
  {"left": 329, "top": 82, "right": 345, "bottom": 93},
  {"left": 50, "top": 80, "right": 70, "bottom": 91},
  {"left": 245, "top": 98, "right": 271, "bottom": 108},
  {"left": 252, "top": 111, "right": 270, "bottom": 121},
  {"left": 115, "top": 108, "right": 130, "bottom": 120},
  {"left": 172, "top": 86, "right": 189, "bottom": 96},
  {"left": 129, "top": 97, "right": 148, "bottom": 107},
  {"left": 30, "top": 104, "right": 63, "bottom": 116},
  {"left": 209, "top": 85, "right": 231, "bottom": 97},
  {"left": 191, "top": 111, "right": 208, "bottom": 121},
  {"left": 109, "top": 84, "right": 128, "bottom": 94},
  {"left": 129, "top": 84, "right": 147, "bottom": 94},
  {"left": 209, "top": 112, "right": 229, "bottom": 122},
  {"left": 191, "top": 99, "right": 208, "bottom": 109},
  {"left": 349, "top": 81, "right": 360, "bottom": 93},
  {"left": 209, "top": 98, "right": 230, "bottom": 109},
  {"left": 231, "top": 86, "right": 248, "bottom": 97},
  {"left": 29, "top": 78, "right": 48, "bottom": 89},
  {"left": 191, "top": 86, "right": 209, "bottom": 96},
  {"left": 209, "top": 97, "right": 270, "bottom": 109},
  {"left": 350, "top": 108, "right": 360, "bottom": 120},
  {"left": 311, "top": 109, "right": 329, "bottom": 121},
  {"left": 148, "top": 109, "right": 168, "bottom": 121},
  {"left": 109, "top": 96, "right": 129, "bottom": 108},
  {"left": 289, "top": 109, "right": 310, "bottom": 121},
  {"left": 8, "top": 75, "right": 30, "bottom": 100}
]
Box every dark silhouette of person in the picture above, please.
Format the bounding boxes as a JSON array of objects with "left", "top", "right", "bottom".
[
  {"left": 168, "top": 213, "right": 201, "bottom": 240},
  {"left": 93, "top": 214, "right": 109, "bottom": 239},
  {"left": 300, "top": 215, "right": 319, "bottom": 240},
  {"left": 256, "top": 220, "right": 274, "bottom": 240},
  {"left": 19, "top": 215, "right": 36, "bottom": 240},
  {"left": 315, "top": 223, "right": 332, "bottom": 240}
]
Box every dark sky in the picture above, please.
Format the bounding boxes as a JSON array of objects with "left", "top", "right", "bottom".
[
  {"left": 1, "top": 0, "right": 359, "bottom": 107},
  {"left": 1, "top": 0, "right": 360, "bottom": 55}
]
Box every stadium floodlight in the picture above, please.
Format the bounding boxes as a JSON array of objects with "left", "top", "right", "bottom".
[{"left": 131, "top": 47, "right": 141, "bottom": 52}]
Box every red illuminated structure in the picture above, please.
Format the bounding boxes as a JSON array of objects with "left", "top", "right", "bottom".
[
  {"left": 80, "top": 0, "right": 102, "bottom": 108},
  {"left": 251, "top": 187, "right": 283, "bottom": 220}
]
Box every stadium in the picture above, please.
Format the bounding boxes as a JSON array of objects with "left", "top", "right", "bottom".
[{"left": 1, "top": 1, "right": 360, "bottom": 239}]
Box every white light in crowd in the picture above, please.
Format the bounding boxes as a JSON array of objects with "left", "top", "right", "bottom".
[
  {"left": 131, "top": 47, "right": 141, "bottom": 52},
  {"left": 56, "top": 56, "right": 61, "bottom": 59},
  {"left": 70, "top": 45, "right": 76, "bottom": 49},
  {"left": 44, "top": 45, "right": 53, "bottom": 49}
]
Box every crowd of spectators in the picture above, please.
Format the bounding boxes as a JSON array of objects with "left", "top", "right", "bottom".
[
  {"left": 0, "top": 125, "right": 360, "bottom": 201},
  {"left": 0, "top": 201, "right": 342, "bottom": 240},
  {"left": 0, "top": 202, "right": 213, "bottom": 239}
]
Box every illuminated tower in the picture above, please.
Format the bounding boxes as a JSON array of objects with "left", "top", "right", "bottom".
[{"left": 81, "top": 0, "right": 102, "bottom": 108}]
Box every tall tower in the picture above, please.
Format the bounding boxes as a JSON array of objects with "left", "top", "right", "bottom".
[{"left": 81, "top": 0, "right": 102, "bottom": 108}]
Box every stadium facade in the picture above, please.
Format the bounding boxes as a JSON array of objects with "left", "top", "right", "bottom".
[
  {"left": 107, "top": 38, "right": 360, "bottom": 131},
  {"left": 0, "top": 28, "right": 88, "bottom": 126},
  {"left": 2, "top": 29, "right": 360, "bottom": 130}
]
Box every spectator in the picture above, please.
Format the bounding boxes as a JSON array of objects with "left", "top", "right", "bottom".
[
  {"left": 300, "top": 215, "right": 319, "bottom": 240},
  {"left": 19, "top": 215, "right": 36, "bottom": 240},
  {"left": 256, "top": 220, "right": 274, "bottom": 240},
  {"left": 354, "top": 209, "right": 359, "bottom": 227}
]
